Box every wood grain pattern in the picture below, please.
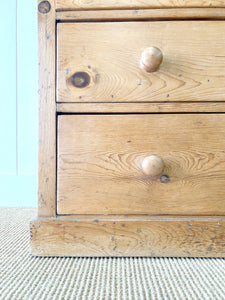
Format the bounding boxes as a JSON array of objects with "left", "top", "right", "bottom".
[
  {"left": 56, "top": 8, "right": 225, "bottom": 21},
  {"left": 57, "top": 114, "right": 225, "bottom": 215},
  {"left": 57, "top": 102, "right": 225, "bottom": 113},
  {"left": 55, "top": 0, "right": 225, "bottom": 11},
  {"left": 57, "top": 21, "right": 225, "bottom": 103},
  {"left": 38, "top": 0, "right": 56, "bottom": 217},
  {"left": 30, "top": 216, "right": 225, "bottom": 257},
  {"left": 35, "top": 0, "right": 225, "bottom": 258}
]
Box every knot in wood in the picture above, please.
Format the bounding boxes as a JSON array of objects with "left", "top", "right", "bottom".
[
  {"left": 38, "top": 1, "right": 51, "bottom": 14},
  {"left": 160, "top": 174, "right": 170, "bottom": 183},
  {"left": 71, "top": 72, "right": 90, "bottom": 88}
]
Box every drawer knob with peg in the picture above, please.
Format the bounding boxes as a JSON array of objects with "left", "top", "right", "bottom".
[
  {"left": 142, "top": 155, "right": 164, "bottom": 177},
  {"left": 140, "top": 47, "right": 163, "bottom": 72}
]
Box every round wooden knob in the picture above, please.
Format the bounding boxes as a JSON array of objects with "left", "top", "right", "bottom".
[
  {"left": 140, "top": 47, "right": 163, "bottom": 72},
  {"left": 142, "top": 155, "right": 164, "bottom": 177}
]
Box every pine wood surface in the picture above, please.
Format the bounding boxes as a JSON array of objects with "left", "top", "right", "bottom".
[
  {"left": 57, "top": 21, "right": 225, "bottom": 103},
  {"left": 57, "top": 102, "right": 225, "bottom": 113},
  {"left": 57, "top": 114, "right": 225, "bottom": 215},
  {"left": 55, "top": 0, "right": 225, "bottom": 11},
  {"left": 30, "top": 216, "right": 225, "bottom": 257},
  {"left": 34, "top": 0, "right": 225, "bottom": 257},
  {"left": 37, "top": 0, "right": 56, "bottom": 217},
  {"left": 56, "top": 8, "right": 225, "bottom": 21}
]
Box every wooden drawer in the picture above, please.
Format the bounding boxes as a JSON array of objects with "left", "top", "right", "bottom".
[
  {"left": 57, "top": 21, "right": 225, "bottom": 103},
  {"left": 57, "top": 114, "right": 225, "bottom": 215},
  {"left": 55, "top": 0, "right": 225, "bottom": 10}
]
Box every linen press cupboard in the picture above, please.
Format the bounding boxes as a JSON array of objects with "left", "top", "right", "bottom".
[{"left": 30, "top": 0, "right": 225, "bottom": 257}]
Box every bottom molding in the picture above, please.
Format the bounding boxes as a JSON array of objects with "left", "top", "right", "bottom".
[{"left": 30, "top": 216, "right": 225, "bottom": 257}]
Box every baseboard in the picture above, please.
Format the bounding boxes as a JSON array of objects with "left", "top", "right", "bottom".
[{"left": 30, "top": 215, "right": 225, "bottom": 257}]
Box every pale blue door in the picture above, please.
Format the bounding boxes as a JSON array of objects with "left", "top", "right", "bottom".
[{"left": 0, "top": 0, "right": 38, "bottom": 206}]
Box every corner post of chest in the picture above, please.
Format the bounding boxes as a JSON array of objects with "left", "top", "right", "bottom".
[{"left": 37, "top": 0, "right": 56, "bottom": 218}]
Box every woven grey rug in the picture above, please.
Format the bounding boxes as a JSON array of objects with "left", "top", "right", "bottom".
[{"left": 1, "top": 207, "right": 225, "bottom": 299}]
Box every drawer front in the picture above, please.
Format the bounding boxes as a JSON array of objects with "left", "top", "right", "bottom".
[
  {"left": 57, "top": 114, "right": 225, "bottom": 215},
  {"left": 57, "top": 21, "right": 225, "bottom": 103},
  {"left": 56, "top": 0, "right": 225, "bottom": 10}
]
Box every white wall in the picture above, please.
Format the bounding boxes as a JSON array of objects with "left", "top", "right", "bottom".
[{"left": 0, "top": 1, "right": 38, "bottom": 206}]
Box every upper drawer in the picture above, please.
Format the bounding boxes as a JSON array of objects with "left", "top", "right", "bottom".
[
  {"left": 56, "top": 0, "right": 225, "bottom": 10},
  {"left": 57, "top": 21, "right": 225, "bottom": 103}
]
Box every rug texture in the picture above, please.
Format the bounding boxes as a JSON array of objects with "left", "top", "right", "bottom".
[{"left": 1, "top": 207, "right": 225, "bottom": 300}]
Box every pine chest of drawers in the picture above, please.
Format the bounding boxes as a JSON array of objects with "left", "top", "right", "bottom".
[{"left": 30, "top": 0, "right": 225, "bottom": 257}]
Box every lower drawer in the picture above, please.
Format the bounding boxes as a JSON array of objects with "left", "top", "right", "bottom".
[{"left": 57, "top": 114, "right": 225, "bottom": 215}]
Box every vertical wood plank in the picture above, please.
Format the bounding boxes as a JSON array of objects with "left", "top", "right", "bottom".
[
  {"left": 0, "top": 1, "right": 17, "bottom": 174},
  {"left": 17, "top": 0, "right": 38, "bottom": 175},
  {"left": 38, "top": 0, "right": 56, "bottom": 217}
]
